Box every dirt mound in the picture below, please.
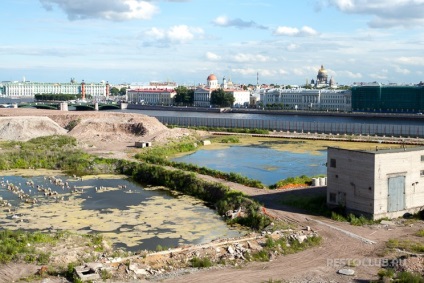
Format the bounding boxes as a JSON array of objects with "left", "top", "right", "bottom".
[{"left": 0, "top": 116, "right": 67, "bottom": 141}]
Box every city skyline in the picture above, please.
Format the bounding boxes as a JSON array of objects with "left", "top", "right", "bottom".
[{"left": 1, "top": 0, "right": 423, "bottom": 85}]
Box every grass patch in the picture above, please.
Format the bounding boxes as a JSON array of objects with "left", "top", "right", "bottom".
[
  {"left": 386, "top": 239, "right": 424, "bottom": 253},
  {"left": 190, "top": 257, "right": 213, "bottom": 268},
  {"left": 280, "top": 195, "right": 376, "bottom": 226},
  {"left": 167, "top": 125, "right": 269, "bottom": 135},
  {"left": 416, "top": 229, "right": 424, "bottom": 237},
  {"left": 0, "top": 229, "right": 62, "bottom": 264},
  {"left": 280, "top": 194, "right": 331, "bottom": 216},
  {"left": 219, "top": 136, "right": 240, "bottom": 143},
  {"left": 269, "top": 175, "right": 321, "bottom": 189},
  {"left": 249, "top": 235, "right": 322, "bottom": 263}
]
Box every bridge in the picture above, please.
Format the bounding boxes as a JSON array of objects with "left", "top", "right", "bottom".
[{"left": 18, "top": 102, "right": 121, "bottom": 111}]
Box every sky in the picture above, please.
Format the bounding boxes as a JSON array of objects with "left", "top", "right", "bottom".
[{"left": 1, "top": 0, "right": 423, "bottom": 86}]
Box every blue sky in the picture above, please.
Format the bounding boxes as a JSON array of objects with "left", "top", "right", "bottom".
[{"left": 1, "top": 0, "right": 423, "bottom": 85}]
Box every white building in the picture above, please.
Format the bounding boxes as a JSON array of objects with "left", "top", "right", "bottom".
[
  {"left": 260, "top": 88, "right": 351, "bottom": 111},
  {"left": 193, "top": 74, "right": 250, "bottom": 107},
  {"left": 0, "top": 80, "right": 109, "bottom": 99},
  {"left": 327, "top": 147, "right": 424, "bottom": 219},
  {"left": 126, "top": 88, "right": 176, "bottom": 105}
]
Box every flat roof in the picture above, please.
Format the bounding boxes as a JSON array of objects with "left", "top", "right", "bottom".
[{"left": 327, "top": 146, "right": 424, "bottom": 155}]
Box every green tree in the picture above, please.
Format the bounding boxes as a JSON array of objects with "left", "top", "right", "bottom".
[
  {"left": 211, "top": 89, "right": 235, "bottom": 107},
  {"left": 110, "top": 87, "right": 120, "bottom": 96},
  {"left": 174, "top": 86, "right": 194, "bottom": 105},
  {"left": 119, "top": 87, "right": 127, "bottom": 96}
]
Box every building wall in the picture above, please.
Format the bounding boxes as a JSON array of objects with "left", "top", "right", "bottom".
[
  {"left": 352, "top": 85, "right": 424, "bottom": 113},
  {"left": 0, "top": 81, "right": 107, "bottom": 97},
  {"left": 127, "top": 89, "right": 176, "bottom": 105},
  {"left": 260, "top": 88, "right": 351, "bottom": 111},
  {"left": 327, "top": 147, "right": 376, "bottom": 216},
  {"left": 373, "top": 149, "right": 424, "bottom": 218},
  {"left": 327, "top": 147, "right": 424, "bottom": 219}
]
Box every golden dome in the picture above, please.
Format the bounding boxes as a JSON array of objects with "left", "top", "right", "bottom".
[{"left": 318, "top": 65, "right": 327, "bottom": 74}]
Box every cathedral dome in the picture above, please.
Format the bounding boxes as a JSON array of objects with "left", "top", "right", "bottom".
[
  {"left": 317, "top": 65, "right": 328, "bottom": 84},
  {"left": 318, "top": 65, "right": 327, "bottom": 77},
  {"left": 207, "top": 74, "right": 217, "bottom": 81}
]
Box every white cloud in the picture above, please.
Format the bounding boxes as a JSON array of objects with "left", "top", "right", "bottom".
[
  {"left": 233, "top": 53, "right": 269, "bottom": 63},
  {"left": 143, "top": 25, "right": 204, "bottom": 47},
  {"left": 327, "top": 0, "right": 424, "bottom": 28},
  {"left": 342, "top": 71, "right": 363, "bottom": 79},
  {"left": 394, "top": 66, "right": 411, "bottom": 75},
  {"left": 206, "top": 52, "right": 221, "bottom": 61},
  {"left": 370, "top": 73, "right": 387, "bottom": 80},
  {"left": 40, "top": 0, "right": 159, "bottom": 21},
  {"left": 212, "top": 15, "right": 268, "bottom": 29},
  {"left": 395, "top": 56, "right": 424, "bottom": 66},
  {"left": 286, "top": 43, "right": 298, "bottom": 51},
  {"left": 279, "top": 69, "right": 289, "bottom": 75},
  {"left": 231, "top": 68, "right": 257, "bottom": 76},
  {"left": 274, "top": 26, "right": 318, "bottom": 36}
]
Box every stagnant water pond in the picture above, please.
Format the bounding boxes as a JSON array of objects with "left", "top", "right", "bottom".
[
  {"left": 172, "top": 145, "right": 327, "bottom": 186},
  {"left": 0, "top": 172, "right": 242, "bottom": 251}
]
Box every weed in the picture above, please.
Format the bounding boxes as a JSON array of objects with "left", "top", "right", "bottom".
[
  {"left": 190, "top": 257, "right": 213, "bottom": 268},
  {"left": 416, "top": 229, "right": 424, "bottom": 237}
]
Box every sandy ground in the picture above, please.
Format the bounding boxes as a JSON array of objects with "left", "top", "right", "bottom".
[{"left": 0, "top": 108, "right": 423, "bottom": 282}]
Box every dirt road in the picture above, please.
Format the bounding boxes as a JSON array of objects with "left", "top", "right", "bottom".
[{"left": 163, "top": 175, "right": 423, "bottom": 283}]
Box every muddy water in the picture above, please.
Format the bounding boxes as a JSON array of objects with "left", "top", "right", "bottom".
[
  {"left": 0, "top": 171, "right": 242, "bottom": 251},
  {"left": 172, "top": 145, "right": 327, "bottom": 186}
]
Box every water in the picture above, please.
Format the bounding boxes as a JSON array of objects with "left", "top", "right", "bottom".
[
  {"left": 115, "top": 109, "right": 424, "bottom": 126},
  {"left": 0, "top": 174, "right": 242, "bottom": 251},
  {"left": 172, "top": 145, "right": 327, "bottom": 186}
]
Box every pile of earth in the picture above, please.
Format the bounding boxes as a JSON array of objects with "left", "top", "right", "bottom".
[
  {"left": 0, "top": 116, "right": 67, "bottom": 141},
  {"left": 0, "top": 109, "right": 203, "bottom": 157}
]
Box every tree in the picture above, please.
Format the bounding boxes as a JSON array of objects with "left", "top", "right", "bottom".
[
  {"left": 110, "top": 87, "right": 120, "bottom": 96},
  {"left": 119, "top": 87, "right": 127, "bottom": 96},
  {"left": 210, "top": 89, "right": 235, "bottom": 107},
  {"left": 174, "top": 86, "right": 194, "bottom": 105}
]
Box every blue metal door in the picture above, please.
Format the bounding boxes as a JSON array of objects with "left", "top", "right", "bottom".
[{"left": 388, "top": 176, "right": 405, "bottom": 212}]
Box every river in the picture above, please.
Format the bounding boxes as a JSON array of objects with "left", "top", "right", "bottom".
[{"left": 115, "top": 109, "right": 424, "bottom": 126}]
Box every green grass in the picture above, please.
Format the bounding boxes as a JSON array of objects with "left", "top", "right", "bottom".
[
  {"left": 167, "top": 125, "right": 269, "bottom": 135},
  {"left": 416, "top": 229, "right": 424, "bottom": 237},
  {"left": 0, "top": 230, "right": 60, "bottom": 264},
  {"left": 386, "top": 239, "right": 424, "bottom": 253},
  {"left": 280, "top": 194, "right": 377, "bottom": 226},
  {"left": 269, "top": 175, "right": 319, "bottom": 189},
  {"left": 190, "top": 257, "right": 213, "bottom": 268},
  {"left": 249, "top": 235, "right": 322, "bottom": 262}
]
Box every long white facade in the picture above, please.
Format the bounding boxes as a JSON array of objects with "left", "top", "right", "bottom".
[
  {"left": 0, "top": 81, "right": 108, "bottom": 97},
  {"left": 127, "top": 89, "right": 176, "bottom": 105},
  {"left": 260, "top": 88, "right": 351, "bottom": 111}
]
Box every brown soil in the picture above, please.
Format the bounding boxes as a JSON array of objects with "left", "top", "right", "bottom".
[{"left": 0, "top": 108, "right": 423, "bottom": 283}]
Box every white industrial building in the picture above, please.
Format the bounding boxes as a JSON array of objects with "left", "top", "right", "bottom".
[{"left": 327, "top": 146, "right": 424, "bottom": 220}]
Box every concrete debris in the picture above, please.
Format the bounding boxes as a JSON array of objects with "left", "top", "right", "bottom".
[
  {"left": 74, "top": 264, "right": 101, "bottom": 281},
  {"left": 338, "top": 268, "right": 355, "bottom": 276}
]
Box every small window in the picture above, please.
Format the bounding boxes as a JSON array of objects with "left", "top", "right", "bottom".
[
  {"left": 330, "top": 158, "right": 336, "bottom": 168},
  {"left": 329, "top": 193, "right": 336, "bottom": 203},
  {"left": 421, "top": 155, "right": 424, "bottom": 162},
  {"left": 421, "top": 170, "right": 424, "bottom": 176}
]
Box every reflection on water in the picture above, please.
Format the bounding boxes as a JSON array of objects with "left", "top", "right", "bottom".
[
  {"left": 0, "top": 174, "right": 242, "bottom": 251},
  {"left": 172, "top": 145, "right": 327, "bottom": 186}
]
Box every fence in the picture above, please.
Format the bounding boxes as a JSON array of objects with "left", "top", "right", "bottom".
[{"left": 156, "top": 116, "right": 424, "bottom": 138}]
